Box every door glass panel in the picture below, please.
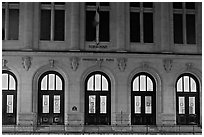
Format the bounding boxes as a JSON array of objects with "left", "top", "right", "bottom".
[
  {"left": 177, "top": 78, "right": 182, "bottom": 92},
  {"left": 147, "top": 77, "right": 153, "bottom": 91},
  {"left": 133, "top": 77, "right": 139, "bottom": 91},
  {"left": 9, "top": 75, "right": 15, "bottom": 90},
  {"left": 2, "top": 73, "right": 8, "bottom": 90},
  {"left": 190, "top": 78, "right": 196, "bottom": 92},
  {"left": 179, "top": 97, "right": 185, "bottom": 114},
  {"left": 184, "top": 76, "right": 189, "bottom": 92},
  {"left": 7, "top": 95, "right": 13, "bottom": 113},
  {"left": 189, "top": 97, "right": 195, "bottom": 114},
  {"left": 89, "top": 95, "right": 96, "bottom": 113},
  {"left": 102, "top": 76, "right": 108, "bottom": 91},
  {"left": 135, "top": 96, "right": 141, "bottom": 113},
  {"left": 145, "top": 96, "right": 152, "bottom": 114},
  {"left": 87, "top": 76, "right": 94, "bottom": 91},
  {"left": 95, "top": 74, "right": 101, "bottom": 91},
  {"left": 54, "top": 95, "right": 60, "bottom": 113},
  {"left": 140, "top": 75, "right": 146, "bottom": 91},
  {"left": 56, "top": 75, "right": 62, "bottom": 90},
  {"left": 41, "top": 75, "right": 47, "bottom": 90},
  {"left": 43, "top": 95, "right": 49, "bottom": 113},
  {"left": 100, "top": 96, "right": 107, "bottom": 113},
  {"left": 49, "top": 74, "right": 55, "bottom": 90}
]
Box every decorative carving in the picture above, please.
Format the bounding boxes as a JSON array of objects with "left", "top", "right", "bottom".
[
  {"left": 72, "top": 106, "right": 77, "bottom": 111},
  {"left": 117, "top": 58, "right": 127, "bottom": 72},
  {"left": 96, "top": 58, "right": 103, "bottom": 68},
  {"left": 49, "top": 59, "right": 54, "bottom": 68},
  {"left": 186, "top": 63, "right": 193, "bottom": 70},
  {"left": 163, "top": 59, "right": 173, "bottom": 73},
  {"left": 70, "top": 57, "right": 79, "bottom": 71},
  {"left": 22, "top": 56, "right": 32, "bottom": 71},
  {"left": 2, "top": 59, "right": 10, "bottom": 70}
]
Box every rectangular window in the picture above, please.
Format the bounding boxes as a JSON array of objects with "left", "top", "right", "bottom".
[
  {"left": 43, "top": 95, "right": 49, "bottom": 113},
  {"left": 54, "top": 95, "right": 60, "bottom": 113},
  {"left": 7, "top": 95, "right": 14, "bottom": 113},
  {"left": 145, "top": 96, "right": 152, "bottom": 114},
  {"left": 179, "top": 97, "right": 185, "bottom": 114},
  {"left": 86, "top": 2, "right": 110, "bottom": 42},
  {"left": 173, "top": 2, "right": 196, "bottom": 45},
  {"left": 40, "top": 2, "right": 65, "bottom": 41},
  {"left": 89, "top": 95, "right": 96, "bottom": 113},
  {"left": 189, "top": 97, "right": 195, "bottom": 114},
  {"left": 2, "top": 74, "right": 8, "bottom": 90},
  {"left": 130, "top": 2, "right": 154, "bottom": 43},
  {"left": 95, "top": 74, "right": 101, "bottom": 91},
  {"left": 100, "top": 96, "right": 107, "bottom": 113},
  {"left": 135, "top": 96, "right": 141, "bottom": 113},
  {"left": 2, "top": 2, "right": 19, "bottom": 40}
]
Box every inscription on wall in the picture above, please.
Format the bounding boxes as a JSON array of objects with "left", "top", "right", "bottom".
[{"left": 88, "top": 44, "right": 108, "bottom": 49}]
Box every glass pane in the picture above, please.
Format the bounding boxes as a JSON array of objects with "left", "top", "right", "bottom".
[
  {"left": 135, "top": 96, "right": 141, "bottom": 114},
  {"left": 56, "top": 75, "right": 62, "bottom": 90},
  {"left": 43, "top": 95, "right": 49, "bottom": 113},
  {"left": 130, "top": 12, "right": 140, "bottom": 42},
  {"left": 143, "top": 2, "right": 153, "bottom": 8},
  {"left": 102, "top": 76, "right": 108, "bottom": 91},
  {"left": 54, "top": 95, "right": 60, "bottom": 113},
  {"left": 147, "top": 77, "right": 153, "bottom": 91},
  {"left": 177, "top": 78, "right": 183, "bottom": 92},
  {"left": 184, "top": 76, "right": 189, "bottom": 92},
  {"left": 95, "top": 74, "right": 101, "bottom": 91},
  {"left": 40, "top": 10, "right": 51, "bottom": 40},
  {"left": 54, "top": 10, "right": 65, "bottom": 41},
  {"left": 2, "top": 73, "right": 8, "bottom": 90},
  {"left": 86, "top": 11, "right": 96, "bottom": 41},
  {"left": 54, "top": 2, "right": 65, "bottom": 5},
  {"left": 41, "top": 75, "right": 47, "bottom": 90},
  {"left": 145, "top": 96, "right": 152, "bottom": 114},
  {"left": 189, "top": 97, "right": 195, "bottom": 114},
  {"left": 7, "top": 95, "right": 13, "bottom": 113},
  {"left": 186, "top": 2, "right": 195, "bottom": 9},
  {"left": 2, "top": 9, "right": 5, "bottom": 40},
  {"left": 179, "top": 97, "right": 185, "bottom": 114},
  {"left": 87, "top": 76, "right": 94, "bottom": 91},
  {"left": 143, "top": 13, "right": 153, "bottom": 43},
  {"left": 186, "top": 14, "right": 196, "bottom": 44},
  {"left": 89, "top": 95, "right": 96, "bottom": 113},
  {"left": 130, "top": 2, "right": 140, "bottom": 7},
  {"left": 133, "top": 77, "right": 139, "bottom": 91},
  {"left": 9, "top": 75, "right": 15, "bottom": 90},
  {"left": 174, "top": 14, "right": 183, "bottom": 44},
  {"left": 86, "top": 2, "right": 96, "bottom": 6},
  {"left": 100, "top": 2, "right": 109, "bottom": 6},
  {"left": 173, "top": 2, "right": 183, "bottom": 9},
  {"left": 8, "top": 9, "right": 19, "bottom": 40},
  {"left": 99, "top": 11, "right": 110, "bottom": 42},
  {"left": 49, "top": 74, "right": 55, "bottom": 90},
  {"left": 100, "top": 96, "right": 107, "bottom": 113},
  {"left": 190, "top": 78, "right": 196, "bottom": 92},
  {"left": 140, "top": 75, "right": 146, "bottom": 91}
]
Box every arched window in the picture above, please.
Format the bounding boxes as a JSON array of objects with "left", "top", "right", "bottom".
[
  {"left": 2, "top": 70, "right": 17, "bottom": 125},
  {"left": 176, "top": 73, "right": 200, "bottom": 125},
  {"left": 85, "top": 71, "right": 111, "bottom": 125},
  {"left": 38, "top": 71, "right": 64, "bottom": 125},
  {"left": 131, "top": 72, "right": 156, "bottom": 125}
]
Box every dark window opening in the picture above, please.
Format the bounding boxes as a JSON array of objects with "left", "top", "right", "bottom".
[
  {"left": 54, "top": 2, "right": 65, "bottom": 5},
  {"left": 40, "top": 10, "right": 51, "bottom": 40},
  {"left": 186, "top": 2, "right": 195, "bottom": 9},
  {"left": 99, "top": 11, "right": 109, "bottom": 42},
  {"left": 54, "top": 10, "right": 65, "bottom": 41},
  {"left": 130, "top": 12, "right": 140, "bottom": 42},
  {"left": 143, "top": 2, "right": 153, "bottom": 8},
  {"left": 173, "top": 14, "right": 183, "bottom": 44},
  {"left": 8, "top": 9, "right": 19, "bottom": 40},
  {"left": 130, "top": 2, "right": 140, "bottom": 7},
  {"left": 186, "top": 14, "right": 196, "bottom": 44},
  {"left": 2, "top": 9, "right": 5, "bottom": 40},
  {"left": 143, "top": 13, "right": 153, "bottom": 43},
  {"left": 100, "top": 2, "right": 109, "bottom": 6},
  {"left": 86, "top": 11, "right": 96, "bottom": 41},
  {"left": 173, "top": 2, "right": 183, "bottom": 9},
  {"left": 86, "top": 2, "right": 96, "bottom": 6}
]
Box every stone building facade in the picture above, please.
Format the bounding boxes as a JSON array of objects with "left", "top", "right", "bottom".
[{"left": 2, "top": 2, "right": 202, "bottom": 134}]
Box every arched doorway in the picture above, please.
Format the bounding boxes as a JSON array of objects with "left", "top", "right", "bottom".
[
  {"left": 38, "top": 71, "right": 64, "bottom": 125},
  {"left": 131, "top": 72, "right": 156, "bottom": 125},
  {"left": 2, "top": 70, "right": 17, "bottom": 125},
  {"left": 85, "top": 71, "right": 111, "bottom": 125},
  {"left": 176, "top": 73, "right": 200, "bottom": 125}
]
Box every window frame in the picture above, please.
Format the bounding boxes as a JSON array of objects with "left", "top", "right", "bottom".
[
  {"left": 173, "top": 2, "right": 197, "bottom": 45},
  {"left": 129, "top": 2, "right": 154, "bottom": 44}
]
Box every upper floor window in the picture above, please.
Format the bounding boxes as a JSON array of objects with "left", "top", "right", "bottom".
[
  {"left": 86, "top": 2, "right": 110, "bottom": 44},
  {"left": 173, "top": 2, "right": 196, "bottom": 44},
  {"left": 130, "top": 2, "right": 154, "bottom": 43},
  {"left": 2, "top": 2, "right": 19, "bottom": 40},
  {"left": 40, "top": 2, "right": 65, "bottom": 41}
]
